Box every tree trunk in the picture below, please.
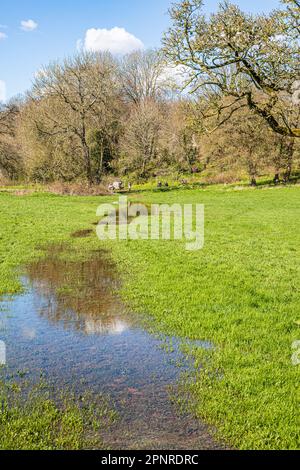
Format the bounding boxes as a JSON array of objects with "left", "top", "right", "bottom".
[
  {"left": 247, "top": 150, "right": 257, "bottom": 187},
  {"left": 83, "top": 142, "right": 93, "bottom": 186},
  {"left": 283, "top": 139, "right": 295, "bottom": 184},
  {"left": 140, "top": 156, "right": 147, "bottom": 178},
  {"left": 283, "top": 167, "right": 292, "bottom": 184},
  {"left": 187, "top": 157, "right": 193, "bottom": 174},
  {"left": 81, "top": 119, "right": 93, "bottom": 185},
  {"left": 95, "top": 143, "right": 104, "bottom": 185}
]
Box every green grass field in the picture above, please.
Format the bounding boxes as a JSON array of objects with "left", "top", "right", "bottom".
[{"left": 0, "top": 185, "right": 299, "bottom": 449}]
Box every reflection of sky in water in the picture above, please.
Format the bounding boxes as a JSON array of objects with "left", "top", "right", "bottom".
[
  {"left": 0, "top": 251, "right": 219, "bottom": 450},
  {"left": 0, "top": 281, "right": 189, "bottom": 397},
  {"left": 84, "top": 318, "right": 128, "bottom": 335}
]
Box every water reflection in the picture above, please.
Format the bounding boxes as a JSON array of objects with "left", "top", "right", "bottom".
[
  {"left": 0, "top": 246, "right": 223, "bottom": 450},
  {"left": 25, "top": 248, "right": 131, "bottom": 335}
]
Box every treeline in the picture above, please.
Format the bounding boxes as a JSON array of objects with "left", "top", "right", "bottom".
[{"left": 0, "top": 0, "right": 299, "bottom": 186}]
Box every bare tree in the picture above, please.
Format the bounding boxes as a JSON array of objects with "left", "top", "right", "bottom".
[
  {"left": 272, "top": 135, "right": 298, "bottom": 183},
  {"left": 119, "top": 49, "right": 174, "bottom": 104},
  {"left": 120, "top": 100, "right": 163, "bottom": 178},
  {"left": 163, "top": 0, "right": 300, "bottom": 138},
  {"left": 163, "top": 101, "right": 199, "bottom": 173},
  {"left": 0, "top": 100, "right": 23, "bottom": 180},
  {"left": 31, "top": 52, "right": 119, "bottom": 184},
  {"left": 0, "top": 101, "right": 19, "bottom": 137}
]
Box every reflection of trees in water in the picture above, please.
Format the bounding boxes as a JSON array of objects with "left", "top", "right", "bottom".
[{"left": 26, "top": 251, "right": 130, "bottom": 335}]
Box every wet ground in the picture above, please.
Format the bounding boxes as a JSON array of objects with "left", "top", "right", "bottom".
[{"left": 0, "top": 245, "right": 225, "bottom": 450}]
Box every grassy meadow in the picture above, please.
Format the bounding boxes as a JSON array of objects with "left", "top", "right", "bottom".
[{"left": 0, "top": 185, "right": 299, "bottom": 449}]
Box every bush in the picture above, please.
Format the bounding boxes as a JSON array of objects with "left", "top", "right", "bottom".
[
  {"left": 47, "top": 182, "right": 109, "bottom": 196},
  {"left": 203, "top": 172, "right": 239, "bottom": 185}
]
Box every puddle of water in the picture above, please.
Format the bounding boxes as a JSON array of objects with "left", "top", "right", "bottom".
[{"left": 0, "top": 247, "right": 222, "bottom": 450}]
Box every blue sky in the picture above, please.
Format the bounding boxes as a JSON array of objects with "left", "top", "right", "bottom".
[{"left": 0, "top": 0, "right": 280, "bottom": 100}]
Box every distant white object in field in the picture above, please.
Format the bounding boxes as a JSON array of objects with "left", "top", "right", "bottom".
[{"left": 108, "top": 181, "right": 124, "bottom": 192}]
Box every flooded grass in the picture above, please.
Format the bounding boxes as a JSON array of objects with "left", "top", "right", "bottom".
[
  {"left": 0, "top": 378, "right": 116, "bottom": 450},
  {"left": 0, "top": 245, "right": 223, "bottom": 450}
]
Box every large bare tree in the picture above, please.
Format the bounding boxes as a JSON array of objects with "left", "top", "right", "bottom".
[
  {"left": 0, "top": 101, "right": 19, "bottom": 137},
  {"left": 119, "top": 49, "right": 175, "bottom": 104},
  {"left": 163, "top": 0, "right": 300, "bottom": 138},
  {"left": 31, "top": 52, "right": 119, "bottom": 184},
  {"left": 0, "top": 100, "right": 23, "bottom": 180},
  {"left": 120, "top": 99, "right": 163, "bottom": 178}
]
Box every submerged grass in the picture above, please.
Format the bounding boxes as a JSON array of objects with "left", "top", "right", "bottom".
[
  {"left": 0, "top": 378, "right": 116, "bottom": 450},
  {"left": 0, "top": 186, "right": 299, "bottom": 449}
]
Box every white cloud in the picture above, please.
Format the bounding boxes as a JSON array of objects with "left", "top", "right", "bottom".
[
  {"left": 0, "top": 32, "right": 7, "bottom": 40},
  {"left": 21, "top": 19, "right": 38, "bottom": 32},
  {"left": 81, "top": 27, "right": 144, "bottom": 55},
  {"left": 0, "top": 80, "right": 6, "bottom": 102}
]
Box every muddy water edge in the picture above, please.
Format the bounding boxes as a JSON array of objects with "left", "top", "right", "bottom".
[{"left": 0, "top": 244, "right": 225, "bottom": 450}]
